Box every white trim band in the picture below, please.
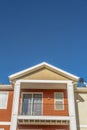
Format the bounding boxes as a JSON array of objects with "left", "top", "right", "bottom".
[
  {"left": 18, "top": 115, "right": 70, "bottom": 120},
  {"left": 0, "top": 122, "right": 11, "bottom": 125},
  {"left": 79, "top": 125, "right": 87, "bottom": 128},
  {"left": 16, "top": 79, "right": 72, "bottom": 84}
]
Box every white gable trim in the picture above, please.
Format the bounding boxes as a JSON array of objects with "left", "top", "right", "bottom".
[
  {"left": 9, "top": 62, "right": 79, "bottom": 81},
  {"left": 16, "top": 79, "right": 72, "bottom": 84}
]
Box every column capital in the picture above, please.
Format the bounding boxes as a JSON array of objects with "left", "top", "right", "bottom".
[
  {"left": 15, "top": 81, "right": 21, "bottom": 86},
  {"left": 67, "top": 81, "right": 73, "bottom": 86}
]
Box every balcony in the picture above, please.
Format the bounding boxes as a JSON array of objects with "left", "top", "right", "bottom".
[
  {"left": 17, "top": 90, "right": 69, "bottom": 126},
  {"left": 19, "top": 91, "right": 68, "bottom": 115},
  {"left": 18, "top": 102, "right": 69, "bottom": 125}
]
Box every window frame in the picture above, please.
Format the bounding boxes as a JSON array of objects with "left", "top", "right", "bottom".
[
  {"left": 21, "top": 92, "right": 43, "bottom": 115},
  {"left": 0, "top": 91, "right": 8, "bottom": 109},
  {"left": 54, "top": 92, "right": 64, "bottom": 110}
]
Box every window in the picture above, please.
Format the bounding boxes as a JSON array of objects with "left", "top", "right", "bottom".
[
  {"left": 22, "top": 93, "right": 42, "bottom": 115},
  {"left": 0, "top": 92, "right": 8, "bottom": 109},
  {"left": 54, "top": 92, "right": 64, "bottom": 110}
]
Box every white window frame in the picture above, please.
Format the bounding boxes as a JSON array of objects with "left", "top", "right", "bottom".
[
  {"left": 21, "top": 92, "right": 43, "bottom": 115},
  {"left": 0, "top": 91, "right": 8, "bottom": 109},
  {"left": 54, "top": 92, "right": 64, "bottom": 110}
]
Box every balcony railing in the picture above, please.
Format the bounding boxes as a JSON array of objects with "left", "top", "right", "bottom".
[{"left": 19, "top": 103, "right": 68, "bottom": 116}]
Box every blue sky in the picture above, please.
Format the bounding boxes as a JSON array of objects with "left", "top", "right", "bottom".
[{"left": 0, "top": 0, "right": 87, "bottom": 84}]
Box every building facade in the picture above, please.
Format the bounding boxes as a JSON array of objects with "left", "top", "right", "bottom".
[{"left": 0, "top": 62, "right": 87, "bottom": 130}]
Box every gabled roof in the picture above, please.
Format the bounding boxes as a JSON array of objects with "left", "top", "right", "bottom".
[{"left": 9, "top": 62, "right": 79, "bottom": 81}]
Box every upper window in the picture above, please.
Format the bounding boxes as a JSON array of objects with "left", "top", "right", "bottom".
[
  {"left": 54, "top": 92, "right": 64, "bottom": 110},
  {"left": 22, "top": 93, "right": 42, "bottom": 115},
  {"left": 0, "top": 92, "right": 8, "bottom": 109}
]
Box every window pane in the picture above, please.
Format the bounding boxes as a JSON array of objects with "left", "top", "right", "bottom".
[
  {"left": 22, "top": 94, "right": 32, "bottom": 115},
  {"left": 55, "top": 93, "right": 63, "bottom": 99},
  {"left": 55, "top": 101, "right": 64, "bottom": 110},
  {"left": 33, "top": 94, "right": 42, "bottom": 115}
]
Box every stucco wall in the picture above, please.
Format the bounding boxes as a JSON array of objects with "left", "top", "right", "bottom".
[
  {"left": 75, "top": 92, "right": 87, "bottom": 130},
  {"left": 15, "top": 68, "right": 70, "bottom": 81}
]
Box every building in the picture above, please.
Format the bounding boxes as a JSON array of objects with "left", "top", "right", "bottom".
[{"left": 0, "top": 62, "right": 87, "bottom": 130}]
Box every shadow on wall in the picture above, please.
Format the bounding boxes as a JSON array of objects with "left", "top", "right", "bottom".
[{"left": 75, "top": 93, "right": 85, "bottom": 130}]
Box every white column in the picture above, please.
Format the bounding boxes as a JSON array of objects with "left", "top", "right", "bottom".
[
  {"left": 67, "top": 82, "right": 77, "bottom": 130},
  {"left": 10, "top": 82, "right": 21, "bottom": 130}
]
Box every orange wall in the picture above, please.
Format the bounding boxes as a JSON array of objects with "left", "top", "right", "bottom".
[
  {"left": 20, "top": 89, "right": 68, "bottom": 116},
  {"left": 0, "top": 125, "right": 10, "bottom": 130},
  {"left": 0, "top": 90, "right": 14, "bottom": 122},
  {"left": 18, "top": 125, "right": 69, "bottom": 130}
]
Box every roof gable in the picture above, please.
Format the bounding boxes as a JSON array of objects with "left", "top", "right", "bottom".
[{"left": 9, "top": 62, "right": 79, "bottom": 82}]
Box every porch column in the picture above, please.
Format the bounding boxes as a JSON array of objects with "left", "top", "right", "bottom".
[
  {"left": 67, "top": 81, "right": 77, "bottom": 130},
  {"left": 10, "top": 82, "right": 21, "bottom": 130}
]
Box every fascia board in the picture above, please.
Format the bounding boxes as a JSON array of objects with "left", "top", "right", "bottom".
[{"left": 0, "top": 85, "right": 13, "bottom": 90}]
